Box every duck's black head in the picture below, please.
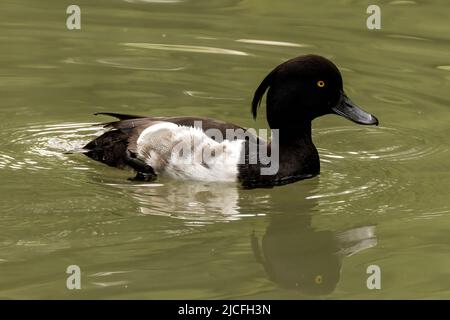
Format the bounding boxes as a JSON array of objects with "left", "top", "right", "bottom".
[{"left": 252, "top": 55, "right": 378, "bottom": 134}]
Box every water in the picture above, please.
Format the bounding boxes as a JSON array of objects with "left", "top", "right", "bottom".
[{"left": 0, "top": 0, "right": 449, "bottom": 299}]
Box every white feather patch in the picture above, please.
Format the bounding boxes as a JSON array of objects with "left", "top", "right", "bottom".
[{"left": 136, "top": 122, "right": 244, "bottom": 182}]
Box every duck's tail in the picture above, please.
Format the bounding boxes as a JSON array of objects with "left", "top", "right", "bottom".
[
  {"left": 83, "top": 129, "right": 130, "bottom": 168},
  {"left": 93, "top": 112, "right": 146, "bottom": 120},
  {"left": 63, "top": 148, "right": 90, "bottom": 155},
  {"left": 80, "top": 112, "right": 147, "bottom": 168}
]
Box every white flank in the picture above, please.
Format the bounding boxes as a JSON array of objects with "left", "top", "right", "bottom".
[{"left": 136, "top": 122, "right": 244, "bottom": 182}]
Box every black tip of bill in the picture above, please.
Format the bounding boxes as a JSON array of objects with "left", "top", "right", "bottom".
[{"left": 332, "top": 93, "right": 379, "bottom": 126}]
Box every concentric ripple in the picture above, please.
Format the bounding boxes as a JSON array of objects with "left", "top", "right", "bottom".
[
  {"left": 1, "top": 122, "right": 447, "bottom": 225},
  {"left": 300, "top": 125, "right": 449, "bottom": 213},
  {"left": 315, "top": 126, "right": 447, "bottom": 162},
  {"left": 0, "top": 122, "right": 103, "bottom": 172}
]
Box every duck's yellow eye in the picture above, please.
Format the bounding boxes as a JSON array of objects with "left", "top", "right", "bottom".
[
  {"left": 314, "top": 275, "right": 323, "bottom": 284},
  {"left": 317, "top": 80, "right": 325, "bottom": 88}
]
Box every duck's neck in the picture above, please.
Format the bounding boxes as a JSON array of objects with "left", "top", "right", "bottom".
[
  {"left": 272, "top": 123, "right": 320, "bottom": 178},
  {"left": 238, "top": 123, "right": 320, "bottom": 188},
  {"left": 277, "top": 123, "right": 313, "bottom": 146}
]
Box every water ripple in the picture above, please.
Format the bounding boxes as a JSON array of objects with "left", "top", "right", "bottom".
[
  {"left": 307, "top": 125, "right": 448, "bottom": 210},
  {"left": 316, "top": 126, "right": 446, "bottom": 162},
  {"left": 0, "top": 122, "right": 102, "bottom": 172},
  {"left": 436, "top": 66, "right": 450, "bottom": 72},
  {"left": 184, "top": 90, "right": 244, "bottom": 101},
  {"left": 96, "top": 58, "right": 186, "bottom": 71},
  {"left": 122, "top": 43, "right": 249, "bottom": 56},
  {"left": 236, "top": 39, "right": 312, "bottom": 48},
  {"left": 1, "top": 122, "right": 446, "bottom": 226},
  {"left": 63, "top": 57, "right": 187, "bottom": 72}
]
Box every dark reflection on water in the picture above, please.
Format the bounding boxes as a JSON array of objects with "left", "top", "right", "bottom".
[
  {"left": 247, "top": 181, "right": 377, "bottom": 296},
  {"left": 252, "top": 213, "right": 376, "bottom": 295},
  {"left": 112, "top": 178, "right": 378, "bottom": 296}
]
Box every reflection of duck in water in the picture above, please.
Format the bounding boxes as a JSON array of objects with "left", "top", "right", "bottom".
[
  {"left": 106, "top": 175, "right": 376, "bottom": 295},
  {"left": 134, "top": 181, "right": 242, "bottom": 222},
  {"left": 251, "top": 211, "right": 377, "bottom": 295}
]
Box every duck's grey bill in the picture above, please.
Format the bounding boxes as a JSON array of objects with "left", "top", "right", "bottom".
[{"left": 332, "top": 93, "right": 379, "bottom": 126}]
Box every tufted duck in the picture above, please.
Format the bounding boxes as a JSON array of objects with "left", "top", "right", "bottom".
[{"left": 83, "top": 55, "right": 378, "bottom": 188}]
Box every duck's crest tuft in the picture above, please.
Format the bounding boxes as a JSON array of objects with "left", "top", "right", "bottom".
[{"left": 251, "top": 68, "right": 277, "bottom": 120}]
